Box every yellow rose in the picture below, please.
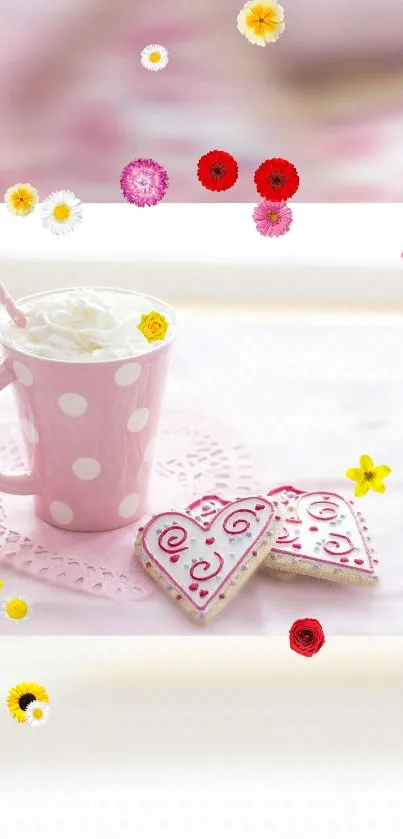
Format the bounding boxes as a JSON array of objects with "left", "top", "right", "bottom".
[{"left": 138, "top": 310, "right": 169, "bottom": 344}]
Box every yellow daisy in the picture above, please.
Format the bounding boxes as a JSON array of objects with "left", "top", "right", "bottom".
[
  {"left": 4, "top": 183, "right": 39, "bottom": 216},
  {"left": 237, "top": 1, "right": 285, "bottom": 46},
  {"left": 7, "top": 682, "right": 50, "bottom": 723},
  {"left": 2, "top": 595, "right": 31, "bottom": 622},
  {"left": 346, "top": 455, "right": 391, "bottom": 497}
]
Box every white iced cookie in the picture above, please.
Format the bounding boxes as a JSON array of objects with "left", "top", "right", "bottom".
[
  {"left": 263, "top": 486, "right": 378, "bottom": 586},
  {"left": 134, "top": 496, "right": 283, "bottom": 623}
]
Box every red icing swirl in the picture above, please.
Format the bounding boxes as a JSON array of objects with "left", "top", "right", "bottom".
[
  {"left": 223, "top": 508, "right": 258, "bottom": 535},
  {"left": 307, "top": 500, "right": 339, "bottom": 521},
  {"left": 190, "top": 551, "right": 224, "bottom": 581},
  {"left": 158, "top": 526, "right": 189, "bottom": 555},
  {"left": 277, "top": 526, "right": 301, "bottom": 545},
  {"left": 323, "top": 533, "right": 354, "bottom": 556}
]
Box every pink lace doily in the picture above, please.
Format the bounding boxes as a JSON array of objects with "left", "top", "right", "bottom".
[{"left": 0, "top": 413, "right": 255, "bottom": 602}]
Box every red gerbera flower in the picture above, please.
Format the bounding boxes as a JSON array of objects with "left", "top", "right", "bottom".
[
  {"left": 197, "top": 150, "right": 239, "bottom": 192},
  {"left": 254, "top": 158, "right": 299, "bottom": 201}
]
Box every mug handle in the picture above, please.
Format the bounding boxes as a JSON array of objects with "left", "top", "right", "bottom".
[{"left": 0, "top": 361, "right": 39, "bottom": 494}]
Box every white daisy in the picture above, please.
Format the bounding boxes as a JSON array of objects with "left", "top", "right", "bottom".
[
  {"left": 2, "top": 595, "right": 32, "bottom": 622},
  {"left": 140, "top": 44, "right": 169, "bottom": 72},
  {"left": 24, "top": 700, "right": 50, "bottom": 727},
  {"left": 41, "top": 189, "right": 83, "bottom": 236}
]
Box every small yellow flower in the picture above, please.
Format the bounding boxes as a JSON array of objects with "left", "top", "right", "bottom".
[
  {"left": 0, "top": 579, "right": 3, "bottom": 590},
  {"left": 137, "top": 310, "right": 169, "bottom": 344},
  {"left": 2, "top": 595, "right": 30, "bottom": 622},
  {"left": 4, "top": 183, "right": 39, "bottom": 216},
  {"left": 346, "top": 455, "right": 391, "bottom": 497},
  {"left": 237, "top": 1, "right": 285, "bottom": 46},
  {"left": 7, "top": 682, "right": 50, "bottom": 723}
]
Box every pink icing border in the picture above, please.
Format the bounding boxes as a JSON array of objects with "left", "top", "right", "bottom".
[
  {"left": 268, "top": 488, "right": 375, "bottom": 575},
  {"left": 142, "top": 496, "right": 276, "bottom": 611},
  {"left": 267, "top": 485, "right": 305, "bottom": 497},
  {"left": 186, "top": 494, "right": 231, "bottom": 518}
]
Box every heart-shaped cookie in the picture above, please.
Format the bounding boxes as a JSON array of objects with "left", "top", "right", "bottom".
[
  {"left": 135, "top": 496, "right": 283, "bottom": 622},
  {"left": 263, "top": 486, "right": 378, "bottom": 586}
]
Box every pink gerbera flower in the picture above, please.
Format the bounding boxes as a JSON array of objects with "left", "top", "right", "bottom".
[
  {"left": 120, "top": 158, "right": 169, "bottom": 206},
  {"left": 252, "top": 199, "right": 292, "bottom": 237}
]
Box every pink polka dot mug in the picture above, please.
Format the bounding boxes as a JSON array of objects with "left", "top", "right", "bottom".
[{"left": 0, "top": 288, "right": 177, "bottom": 532}]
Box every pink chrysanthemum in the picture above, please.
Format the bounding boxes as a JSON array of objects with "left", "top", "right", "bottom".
[
  {"left": 120, "top": 158, "right": 169, "bottom": 207},
  {"left": 252, "top": 199, "right": 293, "bottom": 237}
]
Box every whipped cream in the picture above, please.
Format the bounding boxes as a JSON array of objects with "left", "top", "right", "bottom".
[{"left": 0, "top": 288, "right": 173, "bottom": 361}]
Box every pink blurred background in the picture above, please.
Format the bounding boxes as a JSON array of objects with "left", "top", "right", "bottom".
[{"left": 1, "top": 0, "right": 403, "bottom": 202}]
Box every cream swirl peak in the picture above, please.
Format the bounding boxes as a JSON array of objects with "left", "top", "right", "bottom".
[{"left": 0, "top": 288, "right": 173, "bottom": 361}]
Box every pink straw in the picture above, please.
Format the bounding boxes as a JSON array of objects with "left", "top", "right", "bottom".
[{"left": 0, "top": 282, "right": 26, "bottom": 327}]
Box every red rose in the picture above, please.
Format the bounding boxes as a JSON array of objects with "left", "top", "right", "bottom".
[
  {"left": 254, "top": 157, "right": 299, "bottom": 201},
  {"left": 197, "top": 150, "right": 239, "bottom": 192},
  {"left": 289, "top": 618, "right": 325, "bottom": 658}
]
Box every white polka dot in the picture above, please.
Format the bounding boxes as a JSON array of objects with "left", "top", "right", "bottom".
[
  {"left": 49, "top": 501, "right": 74, "bottom": 526},
  {"left": 21, "top": 418, "right": 38, "bottom": 444},
  {"left": 127, "top": 407, "right": 149, "bottom": 433},
  {"left": 118, "top": 493, "right": 140, "bottom": 518},
  {"left": 143, "top": 436, "right": 157, "bottom": 464},
  {"left": 58, "top": 393, "right": 88, "bottom": 417},
  {"left": 13, "top": 360, "right": 33, "bottom": 386},
  {"left": 72, "top": 457, "right": 101, "bottom": 481},
  {"left": 114, "top": 362, "right": 142, "bottom": 387}
]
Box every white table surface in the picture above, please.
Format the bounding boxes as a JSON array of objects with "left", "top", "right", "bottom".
[{"left": 0, "top": 637, "right": 402, "bottom": 836}]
